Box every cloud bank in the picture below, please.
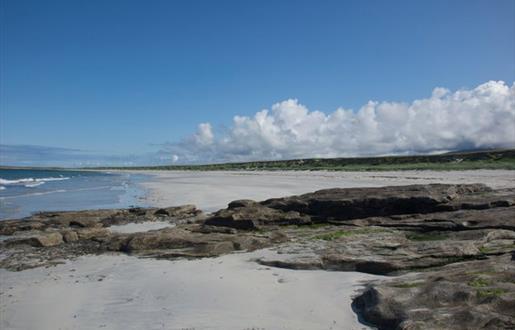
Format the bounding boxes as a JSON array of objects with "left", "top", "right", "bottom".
[{"left": 164, "top": 80, "right": 515, "bottom": 163}]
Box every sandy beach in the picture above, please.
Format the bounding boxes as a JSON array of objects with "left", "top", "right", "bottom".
[
  {"left": 2, "top": 169, "right": 515, "bottom": 330},
  {"left": 0, "top": 249, "right": 381, "bottom": 330},
  {"left": 139, "top": 170, "right": 515, "bottom": 212}
]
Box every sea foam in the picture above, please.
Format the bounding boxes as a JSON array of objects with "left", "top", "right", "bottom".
[{"left": 0, "top": 177, "right": 70, "bottom": 187}]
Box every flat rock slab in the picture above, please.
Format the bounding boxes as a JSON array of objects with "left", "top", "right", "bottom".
[{"left": 352, "top": 254, "right": 515, "bottom": 330}]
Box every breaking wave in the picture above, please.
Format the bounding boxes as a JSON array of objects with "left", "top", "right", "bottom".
[{"left": 0, "top": 176, "right": 70, "bottom": 188}]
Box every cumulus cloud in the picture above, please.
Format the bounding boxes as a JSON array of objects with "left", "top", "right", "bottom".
[
  {"left": 164, "top": 80, "right": 515, "bottom": 163},
  {"left": 194, "top": 123, "right": 214, "bottom": 146}
]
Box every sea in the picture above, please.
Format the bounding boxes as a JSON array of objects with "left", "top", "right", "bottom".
[{"left": 0, "top": 169, "right": 149, "bottom": 220}]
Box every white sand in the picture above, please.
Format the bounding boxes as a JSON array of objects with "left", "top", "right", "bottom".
[
  {"left": 108, "top": 221, "right": 175, "bottom": 234},
  {"left": 139, "top": 170, "right": 515, "bottom": 212},
  {"left": 0, "top": 250, "right": 381, "bottom": 330}
]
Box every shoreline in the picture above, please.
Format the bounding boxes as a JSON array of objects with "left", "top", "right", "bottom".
[{"left": 0, "top": 170, "right": 151, "bottom": 220}]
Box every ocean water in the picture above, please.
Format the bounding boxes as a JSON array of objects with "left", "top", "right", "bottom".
[{"left": 0, "top": 169, "right": 148, "bottom": 220}]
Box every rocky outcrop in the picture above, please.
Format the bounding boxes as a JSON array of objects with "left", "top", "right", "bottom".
[
  {"left": 152, "top": 204, "right": 199, "bottom": 217},
  {"left": 4, "top": 231, "right": 64, "bottom": 247},
  {"left": 107, "top": 225, "right": 286, "bottom": 258},
  {"left": 61, "top": 230, "right": 79, "bottom": 243},
  {"left": 201, "top": 184, "right": 514, "bottom": 231},
  {"left": 260, "top": 183, "right": 496, "bottom": 221},
  {"left": 0, "top": 204, "right": 203, "bottom": 235},
  {"left": 26, "top": 232, "right": 64, "bottom": 247},
  {"left": 352, "top": 254, "right": 515, "bottom": 330},
  {"left": 344, "top": 206, "right": 515, "bottom": 231},
  {"left": 0, "top": 202, "right": 287, "bottom": 270},
  {"left": 254, "top": 226, "right": 515, "bottom": 274},
  {"left": 205, "top": 201, "right": 311, "bottom": 229}
]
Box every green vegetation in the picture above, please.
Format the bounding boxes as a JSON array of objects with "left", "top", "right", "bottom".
[
  {"left": 85, "top": 149, "right": 515, "bottom": 171},
  {"left": 468, "top": 277, "right": 491, "bottom": 288},
  {"left": 465, "top": 269, "right": 497, "bottom": 276},
  {"left": 353, "top": 227, "right": 391, "bottom": 235},
  {"left": 476, "top": 288, "right": 507, "bottom": 299},
  {"left": 406, "top": 232, "right": 449, "bottom": 241},
  {"left": 298, "top": 223, "right": 333, "bottom": 229},
  {"left": 479, "top": 244, "right": 515, "bottom": 254},
  {"left": 478, "top": 246, "right": 495, "bottom": 254},
  {"left": 314, "top": 230, "right": 352, "bottom": 240},
  {"left": 391, "top": 281, "right": 424, "bottom": 288},
  {"left": 313, "top": 227, "right": 388, "bottom": 240},
  {"left": 468, "top": 276, "right": 510, "bottom": 299}
]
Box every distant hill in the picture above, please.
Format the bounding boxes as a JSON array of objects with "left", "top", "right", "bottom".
[{"left": 91, "top": 148, "right": 515, "bottom": 171}]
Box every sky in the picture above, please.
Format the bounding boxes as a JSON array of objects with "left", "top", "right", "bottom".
[{"left": 1, "top": 0, "right": 514, "bottom": 166}]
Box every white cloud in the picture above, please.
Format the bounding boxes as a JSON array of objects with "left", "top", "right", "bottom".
[
  {"left": 194, "top": 123, "right": 214, "bottom": 146},
  {"left": 163, "top": 80, "right": 515, "bottom": 163}
]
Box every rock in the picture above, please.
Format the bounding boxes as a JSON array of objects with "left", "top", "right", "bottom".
[
  {"left": 123, "top": 228, "right": 198, "bottom": 252},
  {"left": 28, "top": 232, "right": 64, "bottom": 247},
  {"left": 484, "top": 229, "right": 515, "bottom": 241},
  {"left": 205, "top": 204, "right": 311, "bottom": 229},
  {"left": 116, "top": 225, "right": 284, "bottom": 258},
  {"left": 128, "top": 207, "right": 147, "bottom": 216},
  {"left": 228, "top": 199, "right": 258, "bottom": 209},
  {"left": 352, "top": 254, "right": 515, "bottom": 330},
  {"left": 76, "top": 228, "right": 111, "bottom": 241},
  {"left": 0, "top": 221, "right": 45, "bottom": 235},
  {"left": 67, "top": 218, "right": 103, "bottom": 228},
  {"left": 261, "top": 184, "right": 493, "bottom": 221},
  {"left": 203, "top": 241, "right": 236, "bottom": 255},
  {"left": 61, "top": 230, "right": 79, "bottom": 243},
  {"left": 153, "top": 204, "right": 201, "bottom": 218},
  {"left": 352, "top": 286, "right": 407, "bottom": 329},
  {"left": 254, "top": 224, "right": 515, "bottom": 275},
  {"left": 345, "top": 206, "right": 515, "bottom": 232},
  {"left": 194, "top": 225, "right": 238, "bottom": 234}
]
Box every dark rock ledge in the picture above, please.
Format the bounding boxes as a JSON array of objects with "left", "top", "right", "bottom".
[{"left": 0, "top": 183, "right": 514, "bottom": 329}]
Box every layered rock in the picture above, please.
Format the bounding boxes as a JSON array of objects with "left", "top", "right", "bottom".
[
  {"left": 0, "top": 203, "right": 286, "bottom": 270},
  {"left": 108, "top": 225, "right": 286, "bottom": 258},
  {"left": 255, "top": 226, "right": 514, "bottom": 274},
  {"left": 0, "top": 204, "right": 203, "bottom": 236},
  {"left": 352, "top": 254, "right": 515, "bottom": 330},
  {"left": 205, "top": 200, "right": 311, "bottom": 229},
  {"left": 260, "top": 183, "right": 497, "bottom": 221}
]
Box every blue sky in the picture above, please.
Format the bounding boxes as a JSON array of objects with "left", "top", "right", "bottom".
[{"left": 1, "top": 0, "right": 514, "bottom": 166}]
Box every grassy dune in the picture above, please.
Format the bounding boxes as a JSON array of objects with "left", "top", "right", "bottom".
[{"left": 94, "top": 149, "right": 515, "bottom": 171}]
